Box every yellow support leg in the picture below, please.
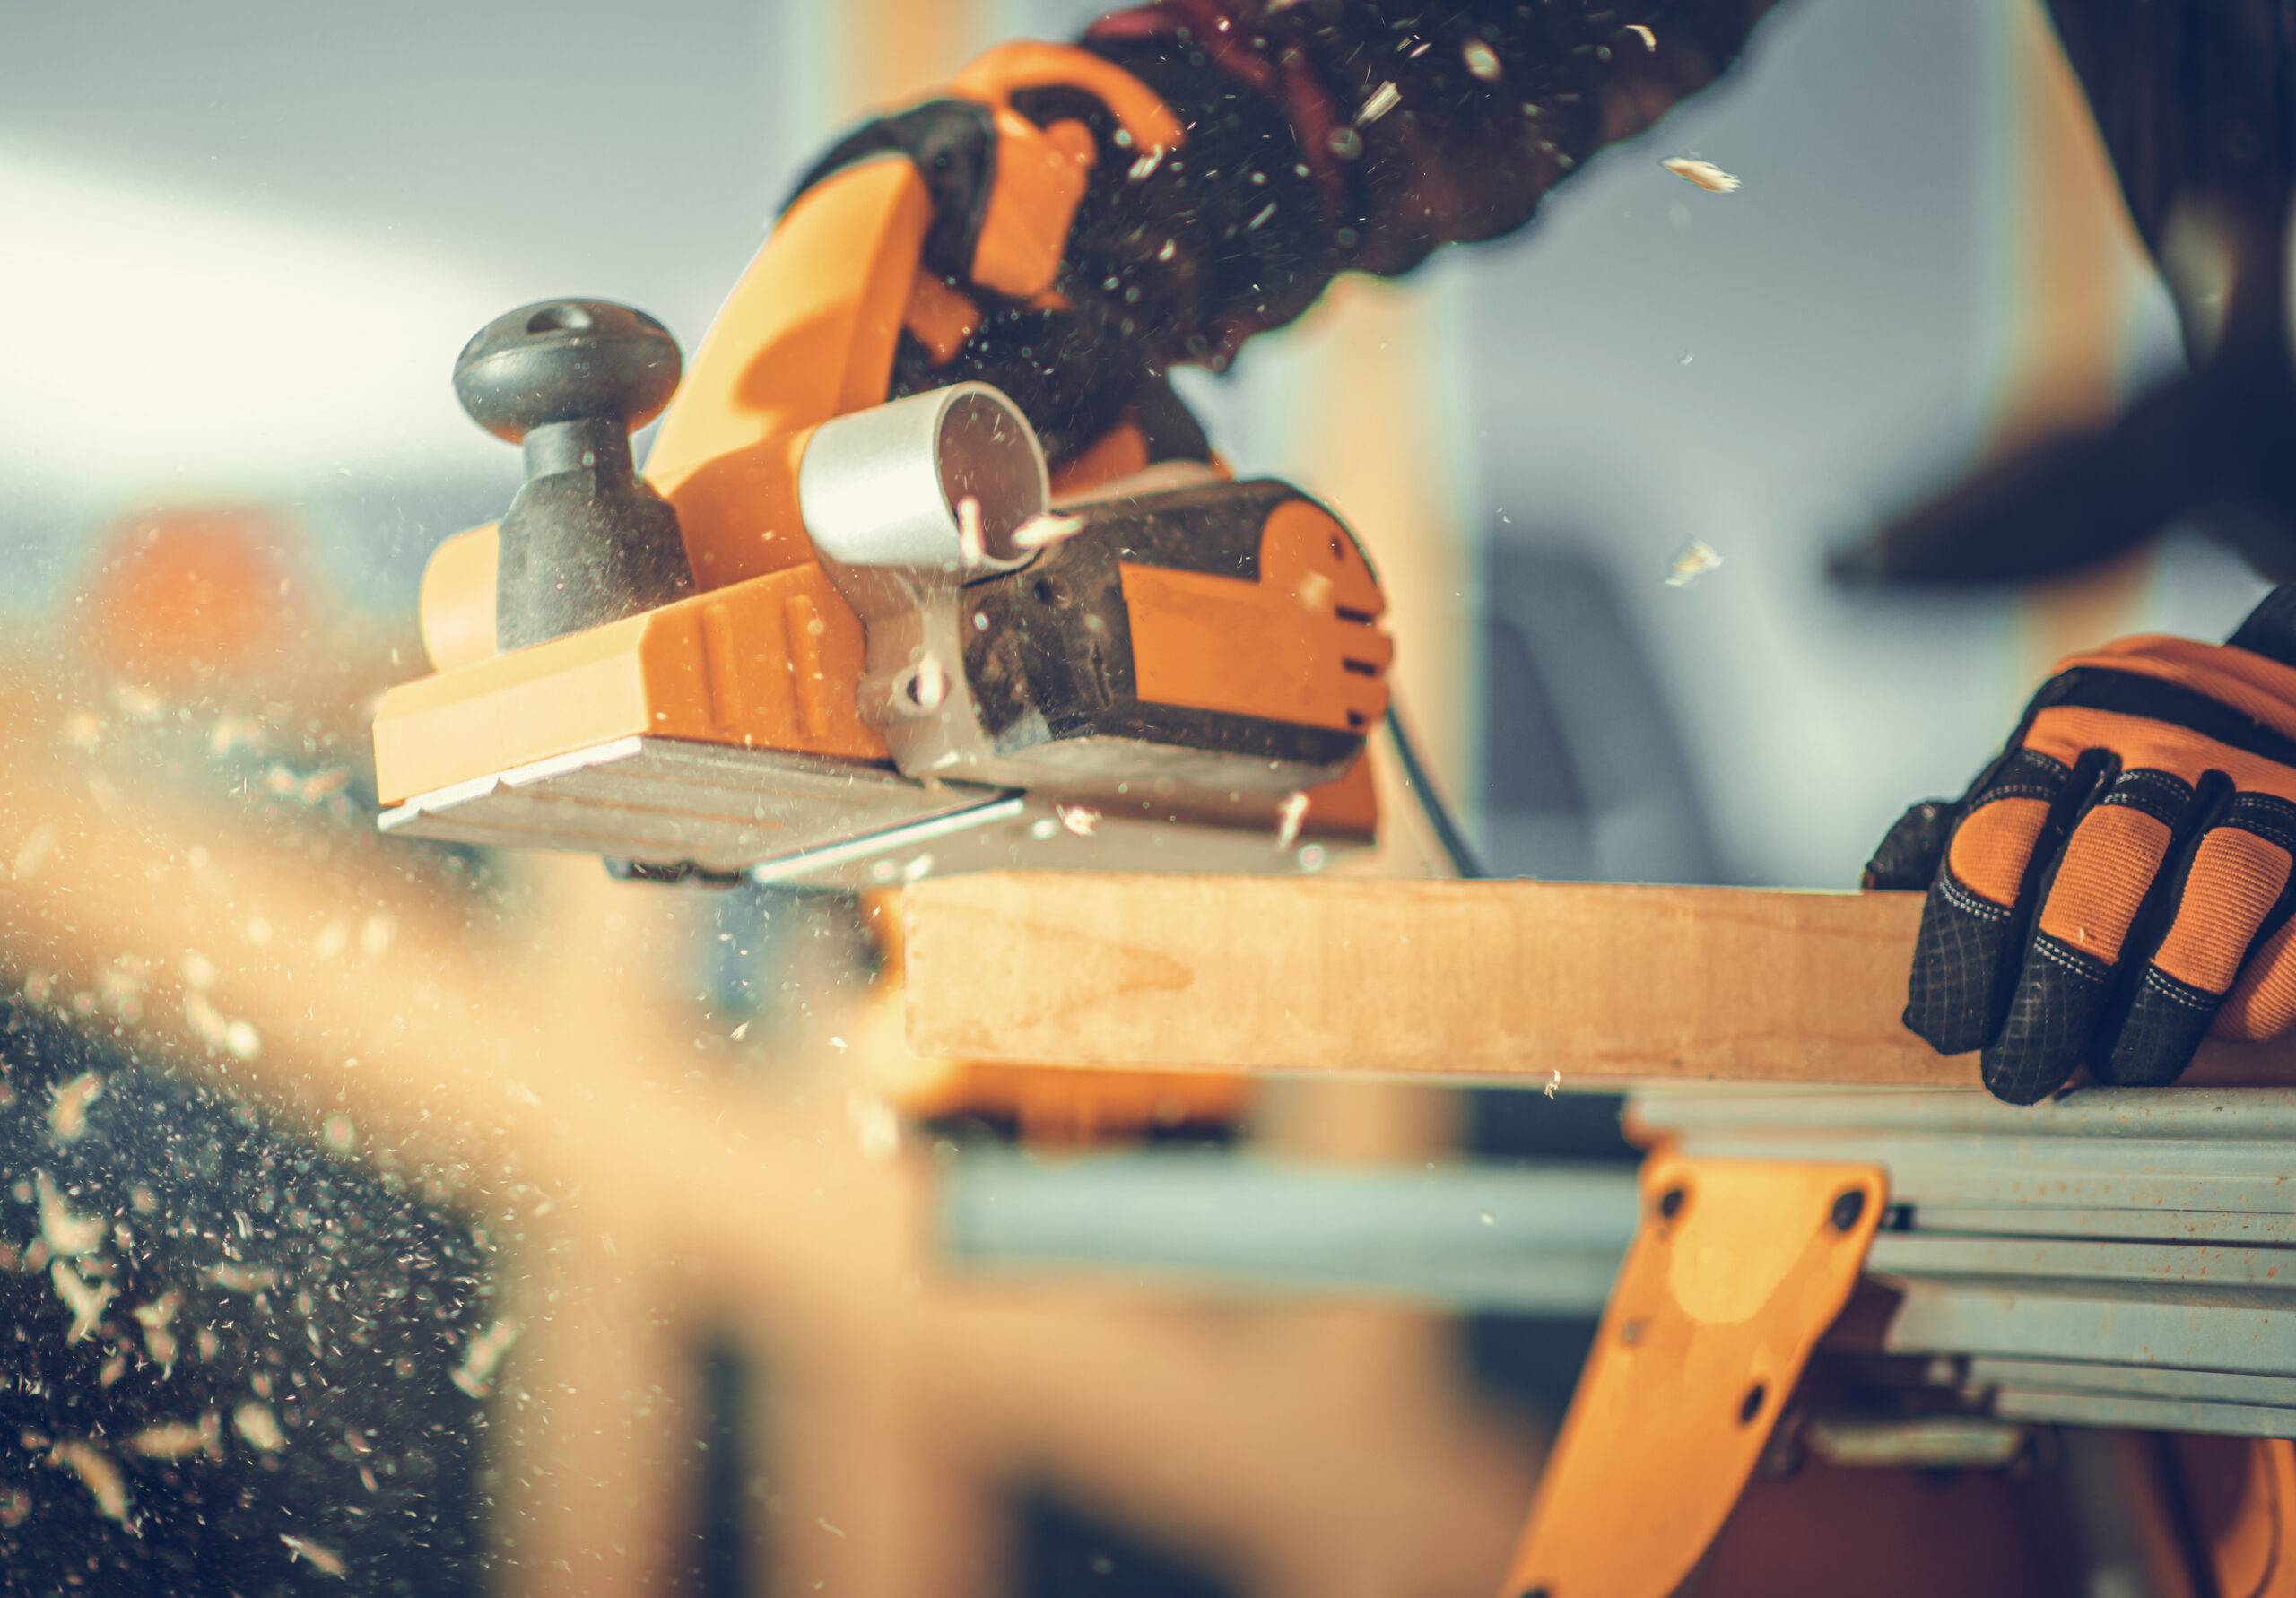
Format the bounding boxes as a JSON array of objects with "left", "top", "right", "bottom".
[{"left": 1499, "top": 1154, "right": 1885, "bottom": 1598}]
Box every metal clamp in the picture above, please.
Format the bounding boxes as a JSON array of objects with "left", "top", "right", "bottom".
[{"left": 797, "top": 382, "right": 1048, "bottom": 782}]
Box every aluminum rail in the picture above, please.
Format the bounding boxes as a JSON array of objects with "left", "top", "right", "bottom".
[{"left": 939, "top": 1086, "right": 2296, "bottom": 1439}]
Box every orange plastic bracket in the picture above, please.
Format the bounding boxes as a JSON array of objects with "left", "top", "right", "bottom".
[
  {"left": 2177, "top": 1436, "right": 2296, "bottom": 1597},
  {"left": 1497, "top": 1153, "right": 1885, "bottom": 1598}
]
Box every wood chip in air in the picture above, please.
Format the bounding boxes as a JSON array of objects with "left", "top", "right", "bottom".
[
  {"left": 1627, "top": 23, "right": 1657, "bottom": 50},
  {"left": 48, "top": 1073, "right": 102, "bottom": 1145},
  {"left": 209, "top": 1262, "right": 277, "bottom": 1294},
  {"left": 133, "top": 1292, "right": 183, "bottom": 1372},
  {"left": 50, "top": 1441, "right": 126, "bottom": 1522},
  {"left": 1274, "top": 792, "right": 1311, "bottom": 853},
  {"left": 1057, "top": 804, "right": 1101, "bottom": 838},
  {"left": 1662, "top": 157, "right": 1740, "bottom": 194},
  {"left": 1665, "top": 537, "right": 1725, "bottom": 587},
  {"left": 1012, "top": 512, "right": 1084, "bottom": 551},
  {"left": 37, "top": 1174, "right": 105, "bottom": 1258},
  {"left": 299, "top": 768, "right": 351, "bottom": 803},
  {"left": 280, "top": 1533, "right": 347, "bottom": 1577},
  {"left": 127, "top": 1412, "right": 221, "bottom": 1462},
  {"left": 1359, "top": 82, "right": 1401, "bottom": 123},
  {"left": 1461, "top": 39, "right": 1502, "bottom": 81},
  {"left": 450, "top": 1318, "right": 523, "bottom": 1400},
  {"left": 12, "top": 823, "right": 57, "bottom": 882},
  {"left": 954, "top": 495, "right": 985, "bottom": 568},
  {"left": 233, "top": 1402, "right": 286, "bottom": 1454},
  {"left": 50, "top": 1263, "right": 114, "bottom": 1343}
]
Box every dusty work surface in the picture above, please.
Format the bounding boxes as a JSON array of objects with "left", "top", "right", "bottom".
[{"left": 903, "top": 873, "right": 2296, "bottom": 1087}]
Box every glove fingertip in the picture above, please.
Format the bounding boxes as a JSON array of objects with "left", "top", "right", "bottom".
[
  {"left": 1901, "top": 879, "right": 2019, "bottom": 1055},
  {"left": 1979, "top": 1046, "right": 2072, "bottom": 1106},
  {"left": 1865, "top": 799, "right": 1957, "bottom": 892},
  {"left": 2094, "top": 967, "right": 2213, "bottom": 1088}
]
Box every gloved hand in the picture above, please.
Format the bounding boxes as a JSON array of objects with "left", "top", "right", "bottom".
[
  {"left": 1868, "top": 595, "right": 2296, "bottom": 1102},
  {"left": 784, "top": 37, "right": 1255, "bottom": 483},
  {"left": 782, "top": 5, "right": 1772, "bottom": 485}
]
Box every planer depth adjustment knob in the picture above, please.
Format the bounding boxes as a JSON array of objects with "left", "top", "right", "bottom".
[{"left": 454, "top": 299, "right": 693, "bottom": 651}]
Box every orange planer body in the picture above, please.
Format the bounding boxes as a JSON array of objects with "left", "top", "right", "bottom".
[{"left": 372, "top": 159, "right": 1394, "bottom": 888}]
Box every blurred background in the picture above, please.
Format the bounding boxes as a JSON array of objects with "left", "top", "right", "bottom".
[{"left": 0, "top": 0, "right": 2266, "bottom": 1593}]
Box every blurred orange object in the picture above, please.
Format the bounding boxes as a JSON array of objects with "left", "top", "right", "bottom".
[{"left": 81, "top": 505, "right": 304, "bottom": 686}]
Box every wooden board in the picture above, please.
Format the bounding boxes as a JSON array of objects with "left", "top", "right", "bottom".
[{"left": 902, "top": 873, "right": 2296, "bottom": 1088}]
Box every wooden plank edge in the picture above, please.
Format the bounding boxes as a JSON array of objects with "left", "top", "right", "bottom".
[{"left": 902, "top": 873, "right": 2296, "bottom": 1090}]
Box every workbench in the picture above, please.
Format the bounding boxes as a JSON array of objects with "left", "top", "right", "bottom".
[{"left": 904, "top": 872, "right": 2296, "bottom": 1598}]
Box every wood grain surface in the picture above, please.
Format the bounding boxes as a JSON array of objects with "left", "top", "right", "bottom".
[{"left": 904, "top": 874, "right": 2296, "bottom": 1089}]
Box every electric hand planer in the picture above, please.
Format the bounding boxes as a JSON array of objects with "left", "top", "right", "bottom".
[{"left": 370, "top": 161, "right": 1393, "bottom": 888}]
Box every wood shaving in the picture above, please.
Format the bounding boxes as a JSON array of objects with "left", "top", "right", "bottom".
[
  {"left": 1662, "top": 157, "right": 1740, "bottom": 194},
  {"left": 37, "top": 1173, "right": 105, "bottom": 1258},
  {"left": 12, "top": 823, "right": 57, "bottom": 882},
  {"left": 1627, "top": 23, "right": 1657, "bottom": 49},
  {"left": 1057, "top": 804, "right": 1101, "bottom": 838},
  {"left": 280, "top": 1533, "right": 347, "bottom": 1578},
  {"left": 847, "top": 1093, "right": 900, "bottom": 1164},
  {"left": 1665, "top": 537, "right": 1725, "bottom": 587},
  {"left": 1012, "top": 512, "right": 1085, "bottom": 551},
  {"left": 233, "top": 1402, "right": 286, "bottom": 1454},
  {"left": 207, "top": 715, "right": 264, "bottom": 757},
  {"left": 298, "top": 768, "right": 351, "bottom": 803},
  {"left": 1275, "top": 792, "right": 1311, "bottom": 853},
  {"left": 450, "top": 1318, "right": 523, "bottom": 1401},
  {"left": 133, "top": 1291, "right": 182, "bottom": 1373},
  {"left": 183, "top": 990, "right": 257, "bottom": 1059},
  {"left": 1461, "top": 39, "right": 1501, "bottom": 80},
  {"left": 55, "top": 1265, "right": 121, "bottom": 1344},
  {"left": 209, "top": 1262, "right": 278, "bottom": 1294},
  {"left": 112, "top": 683, "right": 164, "bottom": 723},
  {"left": 1359, "top": 81, "right": 1401, "bottom": 123},
  {"left": 48, "top": 1073, "right": 102, "bottom": 1145},
  {"left": 127, "top": 1412, "right": 221, "bottom": 1462},
  {"left": 50, "top": 1441, "right": 127, "bottom": 1521},
  {"left": 954, "top": 494, "right": 985, "bottom": 567}
]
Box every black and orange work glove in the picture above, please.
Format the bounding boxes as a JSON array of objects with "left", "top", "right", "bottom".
[
  {"left": 785, "top": 36, "right": 1248, "bottom": 480},
  {"left": 1868, "top": 592, "right": 2296, "bottom": 1102},
  {"left": 780, "top": 5, "right": 1773, "bottom": 480}
]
